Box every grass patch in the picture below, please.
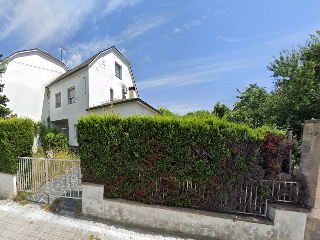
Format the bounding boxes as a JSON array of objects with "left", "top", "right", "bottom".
[
  {"left": 13, "top": 191, "right": 31, "bottom": 205},
  {"left": 74, "top": 202, "right": 82, "bottom": 218},
  {"left": 41, "top": 198, "right": 63, "bottom": 212},
  {"left": 89, "top": 235, "right": 101, "bottom": 240},
  {"left": 32, "top": 147, "right": 79, "bottom": 160}
]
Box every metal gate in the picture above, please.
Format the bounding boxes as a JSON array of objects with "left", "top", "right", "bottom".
[{"left": 17, "top": 157, "right": 82, "bottom": 199}]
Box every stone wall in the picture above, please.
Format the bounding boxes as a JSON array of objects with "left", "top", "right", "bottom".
[{"left": 299, "top": 119, "right": 320, "bottom": 240}]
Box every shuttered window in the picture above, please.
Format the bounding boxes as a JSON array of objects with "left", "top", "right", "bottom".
[{"left": 68, "top": 87, "right": 75, "bottom": 104}]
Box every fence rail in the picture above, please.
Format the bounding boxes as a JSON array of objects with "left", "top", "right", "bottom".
[
  {"left": 149, "top": 178, "right": 299, "bottom": 217},
  {"left": 17, "top": 157, "right": 82, "bottom": 199}
]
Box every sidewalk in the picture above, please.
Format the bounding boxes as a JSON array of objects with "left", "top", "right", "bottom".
[{"left": 0, "top": 200, "right": 197, "bottom": 240}]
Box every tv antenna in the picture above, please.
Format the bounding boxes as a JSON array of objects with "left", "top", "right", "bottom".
[{"left": 60, "top": 47, "right": 69, "bottom": 62}]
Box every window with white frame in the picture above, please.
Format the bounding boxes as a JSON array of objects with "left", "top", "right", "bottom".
[
  {"left": 110, "top": 88, "right": 114, "bottom": 101},
  {"left": 55, "top": 92, "right": 61, "bottom": 108},
  {"left": 68, "top": 87, "right": 75, "bottom": 104},
  {"left": 115, "top": 62, "right": 122, "bottom": 79}
]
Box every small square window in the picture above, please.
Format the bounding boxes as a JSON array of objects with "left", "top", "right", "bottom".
[
  {"left": 55, "top": 93, "right": 61, "bottom": 108},
  {"left": 110, "top": 88, "right": 114, "bottom": 101},
  {"left": 68, "top": 87, "right": 75, "bottom": 104},
  {"left": 115, "top": 62, "right": 122, "bottom": 79}
]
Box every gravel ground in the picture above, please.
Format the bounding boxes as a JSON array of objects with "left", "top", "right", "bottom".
[{"left": 0, "top": 200, "right": 198, "bottom": 240}]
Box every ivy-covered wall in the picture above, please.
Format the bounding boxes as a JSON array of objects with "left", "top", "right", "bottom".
[
  {"left": 0, "top": 118, "right": 34, "bottom": 174},
  {"left": 78, "top": 114, "right": 289, "bottom": 212}
]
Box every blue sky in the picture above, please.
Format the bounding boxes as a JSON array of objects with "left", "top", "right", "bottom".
[{"left": 0, "top": 0, "right": 319, "bottom": 114}]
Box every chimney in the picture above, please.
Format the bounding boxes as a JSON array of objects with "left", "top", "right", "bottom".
[{"left": 129, "top": 86, "right": 135, "bottom": 99}]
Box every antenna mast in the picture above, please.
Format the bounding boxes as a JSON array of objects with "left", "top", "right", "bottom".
[{"left": 60, "top": 47, "right": 69, "bottom": 62}]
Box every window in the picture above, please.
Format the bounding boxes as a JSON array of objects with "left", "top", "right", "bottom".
[
  {"left": 55, "top": 93, "right": 61, "bottom": 108},
  {"left": 122, "top": 86, "right": 127, "bottom": 99},
  {"left": 110, "top": 88, "right": 113, "bottom": 101},
  {"left": 115, "top": 62, "right": 122, "bottom": 79},
  {"left": 68, "top": 87, "right": 75, "bottom": 104}
]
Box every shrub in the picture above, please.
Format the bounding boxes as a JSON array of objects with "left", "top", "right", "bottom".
[
  {"left": 0, "top": 118, "right": 34, "bottom": 173},
  {"left": 39, "top": 125, "right": 68, "bottom": 152},
  {"left": 77, "top": 114, "right": 290, "bottom": 212}
]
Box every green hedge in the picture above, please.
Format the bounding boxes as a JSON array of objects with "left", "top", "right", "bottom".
[
  {"left": 0, "top": 118, "right": 34, "bottom": 173},
  {"left": 77, "top": 114, "right": 287, "bottom": 211}
]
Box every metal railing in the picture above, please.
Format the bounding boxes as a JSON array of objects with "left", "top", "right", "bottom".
[
  {"left": 262, "top": 180, "right": 299, "bottom": 203},
  {"left": 17, "top": 157, "right": 82, "bottom": 199},
  {"left": 148, "top": 178, "right": 299, "bottom": 217}
]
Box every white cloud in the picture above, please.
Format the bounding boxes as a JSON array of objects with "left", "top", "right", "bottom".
[
  {"left": 159, "top": 101, "right": 202, "bottom": 115},
  {"left": 65, "top": 54, "right": 82, "bottom": 70},
  {"left": 138, "top": 57, "right": 262, "bottom": 90},
  {"left": 64, "top": 13, "right": 174, "bottom": 68},
  {"left": 173, "top": 28, "right": 181, "bottom": 34},
  {"left": 101, "top": 0, "right": 143, "bottom": 16},
  {"left": 213, "top": 34, "right": 265, "bottom": 43},
  {"left": 0, "top": 0, "right": 96, "bottom": 49},
  {"left": 183, "top": 20, "right": 201, "bottom": 29},
  {"left": 145, "top": 56, "right": 151, "bottom": 62},
  {"left": 213, "top": 7, "right": 230, "bottom": 16}
]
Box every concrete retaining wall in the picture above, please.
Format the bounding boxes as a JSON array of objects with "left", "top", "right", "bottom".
[
  {"left": 82, "top": 182, "right": 308, "bottom": 240},
  {"left": 0, "top": 172, "right": 17, "bottom": 199}
]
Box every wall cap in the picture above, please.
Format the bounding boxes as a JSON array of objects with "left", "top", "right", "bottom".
[
  {"left": 0, "top": 172, "right": 16, "bottom": 177},
  {"left": 269, "top": 203, "right": 310, "bottom": 213},
  {"left": 82, "top": 182, "right": 104, "bottom": 187},
  {"left": 305, "top": 119, "right": 320, "bottom": 123}
]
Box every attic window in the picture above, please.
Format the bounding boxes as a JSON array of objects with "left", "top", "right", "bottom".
[
  {"left": 115, "top": 62, "right": 122, "bottom": 79},
  {"left": 55, "top": 92, "right": 61, "bottom": 108},
  {"left": 68, "top": 87, "right": 75, "bottom": 104}
]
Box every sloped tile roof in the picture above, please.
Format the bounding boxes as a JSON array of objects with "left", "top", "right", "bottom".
[
  {"left": 46, "top": 46, "right": 139, "bottom": 97},
  {"left": 46, "top": 51, "right": 100, "bottom": 87},
  {"left": 5, "top": 48, "right": 67, "bottom": 70}
]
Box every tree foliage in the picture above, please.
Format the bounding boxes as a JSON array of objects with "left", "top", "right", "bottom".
[
  {"left": 0, "top": 54, "right": 11, "bottom": 118},
  {"left": 233, "top": 31, "right": 320, "bottom": 138}
]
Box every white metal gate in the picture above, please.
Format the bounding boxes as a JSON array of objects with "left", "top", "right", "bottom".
[{"left": 17, "top": 157, "right": 82, "bottom": 199}]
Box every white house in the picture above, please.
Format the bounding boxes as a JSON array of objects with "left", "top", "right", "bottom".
[{"left": 0, "top": 47, "right": 159, "bottom": 146}]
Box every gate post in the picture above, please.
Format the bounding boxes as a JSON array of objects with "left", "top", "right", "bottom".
[{"left": 299, "top": 119, "right": 320, "bottom": 239}]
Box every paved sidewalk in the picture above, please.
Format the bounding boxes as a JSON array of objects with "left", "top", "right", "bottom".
[{"left": 0, "top": 200, "right": 197, "bottom": 240}]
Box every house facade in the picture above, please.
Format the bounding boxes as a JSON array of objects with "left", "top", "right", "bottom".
[{"left": 0, "top": 47, "right": 159, "bottom": 146}]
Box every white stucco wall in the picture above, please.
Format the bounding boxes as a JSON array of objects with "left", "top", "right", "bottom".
[
  {"left": 82, "top": 183, "right": 309, "bottom": 240},
  {"left": 49, "top": 68, "right": 89, "bottom": 146},
  {"left": 90, "top": 101, "right": 158, "bottom": 117},
  {"left": 0, "top": 173, "right": 17, "bottom": 200},
  {"left": 0, "top": 50, "right": 67, "bottom": 121},
  {"left": 88, "top": 49, "right": 137, "bottom": 108}
]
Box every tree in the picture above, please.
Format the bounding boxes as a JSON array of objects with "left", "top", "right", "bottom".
[
  {"left": 0, "top": 54, "right": 11, "bottom": 118},
  {"left": 157, "top": 107, "right": 177, "bottom": 117},
  {"left": 212, "top": 101, "right": 231, "bottom": 118},
  {"left": 233, "top": 31, "right": 320, "bottom": 138},
  {"left": 232, "top": 84, "right": 273, "bottom": 128},
  {"left": 267, "top": 32, "right": 320, "bottom": 137}
]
